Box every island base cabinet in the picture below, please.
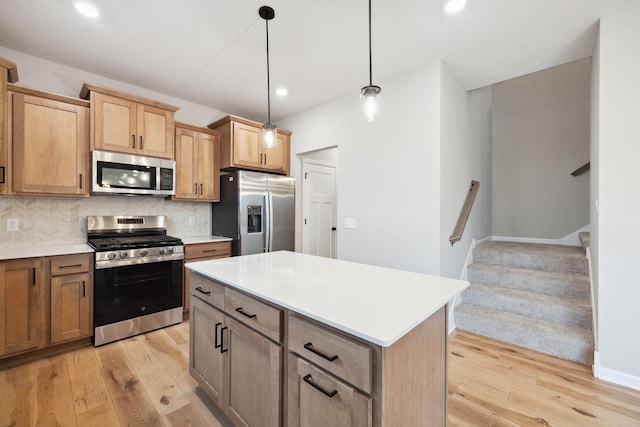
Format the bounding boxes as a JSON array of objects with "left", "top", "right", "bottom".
[
  {"left": 226, "top": 317, "right": 281, "bottom": 427},
  {"left": 288, "top": 355, "right": 372, "bottom": 427},
  {"left": 190, "top": 298, "right": 225, "bottom": 408}
]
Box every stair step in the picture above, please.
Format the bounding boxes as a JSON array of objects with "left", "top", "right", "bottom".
[
  {"left": 461, "top": 283, "right": 592, "bottom": 328},
  {"left": 474, "top": 241, "right": 588, "bottom": 275},
  {"left": 455, "top": 303, "right": 594, "bottom": 364},
  {"left": 467, "top": 263, "right": 590, "bottom": 300}
]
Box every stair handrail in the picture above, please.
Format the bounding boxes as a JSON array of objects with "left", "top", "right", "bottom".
[
  {"left": 450, "top": 180, "right": 480, "bottom": 245},
  {"left": 571, "top": 162, "right": 590, "bottom": 177}
]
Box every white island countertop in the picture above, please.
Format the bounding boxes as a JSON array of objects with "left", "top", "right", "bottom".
[{"left": 186, "top": 251, "right": 468, "bottom": 347}]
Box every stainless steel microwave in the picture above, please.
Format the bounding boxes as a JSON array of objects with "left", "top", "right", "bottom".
[{"left": 92, "top": 150, "right": 175, "bottom": 196}]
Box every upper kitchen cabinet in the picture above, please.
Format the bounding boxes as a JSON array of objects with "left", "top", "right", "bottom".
[
  {"left": 80, "top": 83, "right": 179, "bottom": 160},
  {"left": 9, "top": 85, "right": 89, "bottom": 197},
  {"left": 0, "top": 56, "right": 18, "bottom": 196},
  {"left": 208, "top": 115, "right": 291, "bottom": 175},
  {"left": 171, "top": 122, "right": 221, "bottom": 202}
]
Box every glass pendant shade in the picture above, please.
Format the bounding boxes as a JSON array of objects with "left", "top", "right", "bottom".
[
  {"left": 361, "top": 85, "right": 381, "bottom": 122},
  {"left": 263, "top": 123, "right": 276, "bottom": 148}
]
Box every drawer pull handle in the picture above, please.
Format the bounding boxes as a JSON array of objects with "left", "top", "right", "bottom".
[
  {"left": 214, "top": 322, "right": 222, "bottom": 349},
  {"left": 235, "top": 307, "right": 257, "bottom": 319},
  {"left": 303, "top": 374, "right": 337, "bottom": 398},
  {"left": 60, "top": 264, "right": 82, "bottom": 269},
  {"left": 202, "top": 249, "right": 217, "bottom": 253},
  {"left": 195, "top": 286, "right": 211, "bottom": 296},
  {"left": 220, "top": 327, "right": 228, "bottom": 353},
  {"left": 304, "top": 342, "right": 338, "bottom": 362}
]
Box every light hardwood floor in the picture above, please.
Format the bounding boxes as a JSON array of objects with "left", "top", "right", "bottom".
[{"left": 1, "top": 322, "right": 639, "bottom": 426}]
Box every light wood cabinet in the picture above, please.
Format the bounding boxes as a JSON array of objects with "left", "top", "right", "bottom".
[
  {"left": 208, "top": 115, "right": 291, "bottom": 175},
  {"left": 172, "top": 123, "right": 221, "bottom": 201},
  {"left": 0, "top": 258, "right": 45, "bottom": 357},
  {"left": 80, "top": 83, "right": 178, "bottom": 160},
  {"left": 50, "top": 254, "right": 93, "bottom": 345},
  {"left": 183, "top": 241, "right": 231, "bottom": 314},
  {"left": 0, "top": 57, "right": 18, "bottom": 196},
  {"left": 9, "top": 87, "right": 89, "bottom": 197},
  {"left": 190, "top": 273, "right": 282, "bottom": 426}
]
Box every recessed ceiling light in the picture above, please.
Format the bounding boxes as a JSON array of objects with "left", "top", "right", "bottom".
[
  {"left": 275, "top": 87, "right": 289, "bottom": 97},
  {"left": 74, "top": 2, "right": 100, "bottom": 18},
  {"left": 444, "top": 0, "right": 467, "bottom": 14}
]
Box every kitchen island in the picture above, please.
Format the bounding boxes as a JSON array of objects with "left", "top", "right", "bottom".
[{"left": 186, "top": 251, "right": 468, "bottom": 427}]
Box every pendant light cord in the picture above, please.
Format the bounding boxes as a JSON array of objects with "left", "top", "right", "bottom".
[
  {"left": 368, "top": 0, "right": 372, "bottom": 87},
  {"left": 265, "top": 18, "right": 272, "bottom": 124}
]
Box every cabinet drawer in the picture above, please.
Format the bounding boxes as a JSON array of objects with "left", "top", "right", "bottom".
[
  {"left": 289, "top": 315, "right": 372, "bottom": 394},
  {"left": 225, "top": 287, "right": 282, "bottom": 343},
  {"left": 185, "top": 241, "right": 231, "bottom": 260},
  {"left": 50, "top": 254, "right": 91, "bottom": 276},
  {"left": 190, "top": 273, "right": 224, "bottom": 310}
]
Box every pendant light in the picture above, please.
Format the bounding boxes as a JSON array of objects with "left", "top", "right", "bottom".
[
  {"left": 259, "top": 6, "right": 277, "bottom": 148},
  {"left": 361, "top": 0, "right": 381, "bottom": 122}
]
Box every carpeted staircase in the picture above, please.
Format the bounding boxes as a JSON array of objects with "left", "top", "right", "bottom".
[{"left": 454, "top": 241, "right": 594, "bottom": 365}]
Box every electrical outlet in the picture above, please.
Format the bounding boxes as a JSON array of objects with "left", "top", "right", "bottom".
[
  {"left": 188, "top": 217, "right": 195, "bottom": 226},
  {"left": 7, "top": 218, "right": 19, "bottom": 232}
]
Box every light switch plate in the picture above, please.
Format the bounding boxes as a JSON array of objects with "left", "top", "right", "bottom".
[
  {"left": 344, "top": 218, "right": 356, "bottom": 229},
  {"left": 7, "top": 218, "right": 19, "bottom": 232}
]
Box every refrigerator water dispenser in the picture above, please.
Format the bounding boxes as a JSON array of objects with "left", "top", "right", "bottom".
[{"left": 247, "top": 205, "right": 262, "bottom": 233}]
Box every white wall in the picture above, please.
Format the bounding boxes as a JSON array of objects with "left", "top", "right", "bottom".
[
  {"left": 491, "top": 59, "right": 591, "bottom": 239},
  {"left": 0, "top": 46, "right": 227, "bottom": 126},
  {"left": 590, "top": 30, "right": 600, "bottom": 341},
  {"left": 280, "top": 63, "right": 442, "bottom": 275},
  {"left": 439, "top": 67, "right": 492, "bottom": 279},
  {"left": 595, "top": 2, "right": 640, "bottom": 384}
]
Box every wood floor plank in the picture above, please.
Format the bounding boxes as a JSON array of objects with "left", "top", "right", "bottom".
[
  {"left": 163, "top": 402, "right": 210, "bottom": 427},
  {"left": 119, "top": 335, "right": 191, "bottom": 417},
  {"left": 65, "top": 346, "right": 115, "bottom": 415},
  {"left": 34, "top": 354, "right": 78, "bottom": 426},
  {"left": 98, "top": 343, "right": 163, "bottom": 427},
  {"left": 0, "top": 362, "right": 34, "bottom": 427}
]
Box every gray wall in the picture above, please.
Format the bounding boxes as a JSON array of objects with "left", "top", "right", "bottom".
[{"left": 491, "top": 59, "right": 591, "bottom": 239}]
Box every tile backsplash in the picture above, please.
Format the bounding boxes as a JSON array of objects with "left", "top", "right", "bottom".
[{"left": 0, "top": 196, "right": 212, "bottom": 248}]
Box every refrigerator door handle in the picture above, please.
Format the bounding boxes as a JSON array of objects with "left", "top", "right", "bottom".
[
  {"left": 264, "top": 192, "right": 271, "bottom": 252},
  {"left": 268, "top": 191, "right": 275, "bottom": 252}
]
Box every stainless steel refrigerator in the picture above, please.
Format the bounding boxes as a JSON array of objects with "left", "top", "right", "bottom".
[{"left": 212, "top": 171, "right": 295, "bottom": 256}]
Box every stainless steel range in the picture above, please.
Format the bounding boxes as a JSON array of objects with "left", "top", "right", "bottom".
[{"left": 88, "top": 215, "right": 184, "bottom": 346}]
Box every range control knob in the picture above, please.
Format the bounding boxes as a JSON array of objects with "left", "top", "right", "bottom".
[
  {"left": 119, "top": 251, "right": 129, "bottom": 258},
  {"left": 107, "top": 252, "right": 117, "bottom": 260},
  {"left": 159, "top": 247, "right": 167, "bottom": 255},
  {"left": 167, "top": 247, "right": 175, "bottom": 254},
  {"left": 139, "top": 249, "right": 149, "bottom": 257}
]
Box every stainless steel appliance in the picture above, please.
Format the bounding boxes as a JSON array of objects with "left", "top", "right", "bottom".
[
  {"left": 87, "top": 215, "right": 183, "bottom": 346},
  {"left": 92, "top": 150, "right": 176, "bottom": 196},
  {"left": 212, "top": 171, "right": 294, "bottom": 256}
]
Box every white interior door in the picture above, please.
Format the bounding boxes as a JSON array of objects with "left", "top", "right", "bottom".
[{"left": 302, "top": 159, "right": 337, "bottom": 258}]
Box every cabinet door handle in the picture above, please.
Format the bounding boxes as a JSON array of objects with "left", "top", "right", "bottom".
[
  {"left": 263, "top": 154, "right": 267, "bottom": 164},
  {"left": 60, "top": 264, "right": 82, "bottom": 269},
  {"left": 82, "top": 281, "right": 86, "bottom": 297},
  {"left": 303, "top": 374, "right": 338, "bottom": 398},
  {"left": 235, "top": 307, "right": 257, "bottom": 319},
  {"left": 32, "top": 268, "right": 36, "bottom": 286},
  {"left": 260, "top": 153, "right": 263, "bottom": 164},
  {"left": 303, "top": 342, "right": 338, "bottom": 362},
  {"left": 195, "top": 286, "right": 211, "bottom": 296},
  {"left": 220, "top": 326, "right": 228, "bottom": 353},
  {"left": 214, "top": 322, "right": 222, "bottom": 349},
  {"left": 200, "top": 183, "right": 203, "bottom": 195},
  {"left": 194, "top": 183, "right": 198, "bottom": 195},
  {"left": 132, "top": 135, "right": 136, "bottom": 148},
  {"left": 79, "top": 174, "right": 83, "bottom": 189},
  {"left": 139, "top": 136, "right": 143, "bottom": 149},
  {"left": 0, "top": 166, "right": 5, "bottom": 184}
]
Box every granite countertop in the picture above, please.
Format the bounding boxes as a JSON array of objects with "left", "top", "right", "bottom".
[
  {"left": 186, "top": 251, "right": 469, "bottom": 347},
  {"left": 181, "top": 235, "right": 233, "bottom": 245},
  {"left": 0, "top": 244, "right": 94, "bottom": 261}
]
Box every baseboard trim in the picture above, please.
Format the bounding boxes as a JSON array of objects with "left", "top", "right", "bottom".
[
  {"left": 594, "top": 352, "right": 640, "bottom": 391},
  {"left": 491, "top": 235, "right": 561, "bottom": 245}
]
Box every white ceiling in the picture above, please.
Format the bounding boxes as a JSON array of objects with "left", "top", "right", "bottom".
[{"left": 0, "top": 0, "right": 635, "bottom": 123}]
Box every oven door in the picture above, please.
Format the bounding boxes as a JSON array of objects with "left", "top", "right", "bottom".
[{"left": 94, "top": 258, "right": 183, "bottom": 329}]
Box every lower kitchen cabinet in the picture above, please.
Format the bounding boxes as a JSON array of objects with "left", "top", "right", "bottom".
[
  {"left": 288, "top": 355, "right": 371, "bottom": 427},
  {"left": 50, "top": 254, "right": 93, "bottom": 345},
  {"left": 190, "top": 277, "right": 282, "bottom": 427},
  {"left": 0, "top": 258, "right": 45, "bottom": 357},
  {"left": 183, "top": 240, "right": 231, "bottom": 313}
]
